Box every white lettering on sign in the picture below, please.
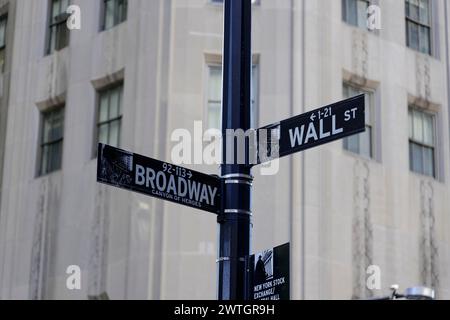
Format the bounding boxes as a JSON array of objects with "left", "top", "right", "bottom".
[
  {"left": 304, "top": 122, "right": 318, "bottom": 144},
  {"left": 344, "top": 108, "right": 358, "bottom": 122},
  {"left": 289, "top": 115, "right": 344, "bottom": 148},
  {"left": 135, "top": 164, "right": 218, "bottom": 207}
]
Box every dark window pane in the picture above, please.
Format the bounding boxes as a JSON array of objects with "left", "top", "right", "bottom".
[
  {"left": 40, "top": 106, "right": 64, "bottom": 175},
  {"left": 118, "top": 86, "right": 123, "bottom": 115},
  {"left": 98, "top": 124, "right": 109, "bottom": 145},
  {"left": 344, "top": 0, "right": 358, "bottom": 26},
  {"left": 99, "top": 94, "right": 109, "bottom": 123},
  {"left": 410, "top": 142, "right": 423, "bottom": 174},
  {"left": 52, "top": 143, "right": 60, "bottom": 173},
  {"left": 419, "top": 0, "right": 429, "bottom": 25},
  {"left": 419, "top": 26, "right": 430, "bottom": 54},
  {"left": 356, "top": 0, "right": 368, "bottom": 29},
  {"left": 109, "top": 120, "right": 120, "bottom": 147},
  {"left": 56, "top": 22, "right": 69, "bottom": 50},
  {"left": 104, "top": 0, "right": 128, "bottom": 30},
  {"left": 109, "top": 89, "right": 120, "bottom": 119},
  {"left": 61, "top": 0, "right": 69, "bottom": 13},
  {"left": 105, "top": 0, "right": 115, "bottom": 29},
  {"left": 412, "top": 108, "right": 423, "bottom": 143},
  {"left": 52, "top": 0, "right": 60, "bottom": 20},
  {"left": 408, "top": 21, "right": 419, "bottom": 51},
  {"left": 51, "top": 110, "right": 64, "bottom": 141},
  {"left": 48, "top": 27, "right": 56, "bottom": 54},
  {"left": 48, "top": 0, "right": 69, "bottom": 54},
  {"left": 423, "top": 146, "right": 434, "bottom": 177},
  {"left": 423, "top": 112, "right": 434, "bottom": 146},
  {"left": 97, "top": 85, "right": 123, "bottom": 149},
  {"left": 118, "top": 0, "right": 128, "bottom": 24},
  {"left": 409, "top": 141, "right": 414, "bottom": 172},
  {"left": 360, "top": 126, "right": 372, "bottom": 158},
  {"left": 344, "top": 135, "right": 359, "bottom": 154},
  {"left": 0, "top": 16, "right": 7, "bottom": 48},
  {"left": 408, "top": 0, "right": 420, "bottom": 21},
  {"left": 41, "top": 145, "right": 49, "bottom": 175}
]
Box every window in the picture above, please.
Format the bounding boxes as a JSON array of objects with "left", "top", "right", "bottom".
[
  {"left": 207, "top": 66, "right": 222, "bottom": 130},
  {"left": 342, "top": 0, "right": 370, "bottom": 29},
  {"left": 206, "top": 65, "right": 259, "bottom": 130},
  {"left": 47, "top": 0, "right": 70, "bottom": 54},
  {"left": 39, "top": 106, "right": 65, "bottom": 176},
  {"left": 0, "top": 15, "right": 7, "bottom": 72},
  {"left": 405, "top": 0, "right": 431, "bottom": 55},
  {"left": 343, "top": 84, "right": 374, "bottom": 159},
  {"left": 409, "top": 108, "right": 436, "bottom": 177},
  {"left": 103, "top": 0, "right": 128, "bottom": 30},
  {"left": 97, "top": 84, "right": 123, "bottom": 148}
]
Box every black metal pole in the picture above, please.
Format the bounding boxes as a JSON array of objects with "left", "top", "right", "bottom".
[{"left": 217, "top": 0, "right": 253, "bottom": 300}]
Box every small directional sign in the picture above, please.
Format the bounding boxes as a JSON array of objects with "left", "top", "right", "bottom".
[
  {"left": 97, "top": 144, "right": 221, "bottom": 214},
  {"left": 257, "top": 94, "right": 365, "bottom": 164},
  {"left": 246, "top": 243, "right": 290, "bottom": 301}
]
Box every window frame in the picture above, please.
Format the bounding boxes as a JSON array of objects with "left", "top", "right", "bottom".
[
  {"left": 342, "top": 0, "right": 371, "bottom": 30},
  {"left": 38, "top": 105, "right": 65, "bottom": 176},
  {"left": 408, "top": 106, "right": 437, "bottom": 178},
  {"left": 405, "top": 0, "right": 433, "bottom": 55},
  {"left": 46, "top": 0, "right": 70, "bottom": 55},
  {"left": 342, "top": 83, "right": 376, "bottom": 160},
  {"left": 206, "top": 64, "right": 223, "bottom": 131},
  {"left": 205, "top": 62, "right": 259, "bottom": 132},
  {"left": 101, "top": 0, "right": 128, "bottom": 31},
  {"left": 94, "top": 82, "right": 124, "bottom": 155}
]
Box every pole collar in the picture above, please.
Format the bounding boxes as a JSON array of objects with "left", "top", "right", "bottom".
[
  {"left": 224, "top": 209, "right": 252, "bottom": 216},
  {"left": 221, "top": 173, "right": 254, "bottom": 180},
  {"left": 225, "top": 179, "right": 253, "bottom": 186}
]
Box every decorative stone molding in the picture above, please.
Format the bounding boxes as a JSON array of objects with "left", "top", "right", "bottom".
[
  {"left": 351, "top": 160, "right": 373, "bottom": 299},
  {"left": 415, "top": 54, "right": 431, "bottom": 102},
  {"left": 91, "top": 68, "right": 125, "bottom": 91},
  {"left": 29, "top": 179, "right": 48, "bottom": 300},
  {"left": 351, "top": 29, "right": 369, "bottom": 81},
  {"left": 88, "top": 185, "right": 110, "bottom": 297},
  {"left": 420, "top": 180, "right": 439, "bottom": 294}
]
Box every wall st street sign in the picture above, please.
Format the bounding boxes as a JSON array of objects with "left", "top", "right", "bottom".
[
  {"left": 257, "top": 94, "right": 365, "bottom": 164},
  {"left": 97, "top": 144, "right": 221, "bottom": 214}
]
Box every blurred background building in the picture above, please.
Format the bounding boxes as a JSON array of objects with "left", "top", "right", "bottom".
[{"left": 0, "top": 0, "right": 449, "bottom": 299}]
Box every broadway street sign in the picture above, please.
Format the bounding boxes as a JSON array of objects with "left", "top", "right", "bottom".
[
  {"left": 97, "top": 144, "right": 221, "bottom": 214},
  {"left": 257, "top": 94, "right": 365, "bottom": 164}
]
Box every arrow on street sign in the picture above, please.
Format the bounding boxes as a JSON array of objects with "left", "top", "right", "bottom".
[
  {"left": 256, "top": 94, "right": 365, "bottom": 164},
  {"left": 97, "top": 144, "right": 221, "bottom": 214}
]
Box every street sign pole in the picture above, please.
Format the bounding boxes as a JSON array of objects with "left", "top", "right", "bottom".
[{"left": 217, "top": 0, "right": 253, "bottom": 300}]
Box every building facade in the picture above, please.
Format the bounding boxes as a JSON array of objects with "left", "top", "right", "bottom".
[{"left": 0, "top": 0, "right": 449, "bottom": 299}]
